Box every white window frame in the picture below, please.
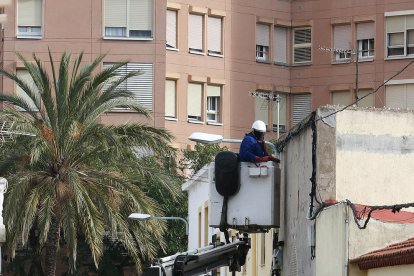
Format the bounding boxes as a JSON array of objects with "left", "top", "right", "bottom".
[
  {"left": 256, "top": 45, "right": 269, "bottom": 62},
  {"left": 165, "top": 79, "right": 177, "bottom": 119},
  {"left": 103, "top": 0, "right": 154, "bottom": 40},
  {"left": 17, "top": 0, "right": 43, "bottom": 39},
  {"left": 385, "top": 14, "right": 414, "bottom": 58},
  {"left": 187, "top": 83, "right": 203, "bottom": 123},
  {"left": 188, "top": 13, "right": 205, "bottom": 54},
  {"left": 358, "top": 38, "right": 375, "bottom": 59},
  {"left": 207, "top": 16, "right": 224, "bottom": 57},
  {"left": 256, "top": 23, "right": 270, "bottom": 62},
  {"left": 293, "top": 27, "right": 312, "bottom": 64},
  {"left": 206, "top": 85, "right": 222, "bottom": 124},
  {"left": 166, "top": 9, "right": 178, "bottom": 50}
]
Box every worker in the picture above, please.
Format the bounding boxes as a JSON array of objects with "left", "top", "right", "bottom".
[{"left": 239, "top": 120, "right": 279, "bottom": 163}]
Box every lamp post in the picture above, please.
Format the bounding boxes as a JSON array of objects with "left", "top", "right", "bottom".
[
  {"left": 128, "top": 213, "right": 189, "bottom": 235},
  {"left": 188, "top": 132, "right": 277, "bottom": 155}
]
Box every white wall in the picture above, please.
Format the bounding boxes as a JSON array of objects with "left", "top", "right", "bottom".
[{"left": 335, "top": 109, "right": 414, "bottom": 205}]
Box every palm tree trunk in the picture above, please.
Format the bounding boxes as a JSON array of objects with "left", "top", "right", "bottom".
[{"left": 45, "top": 216, "right": 60, "bottom": 276}]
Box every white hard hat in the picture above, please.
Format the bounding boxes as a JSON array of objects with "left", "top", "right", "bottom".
[{"left": 252, "top": 120, "right": 266, "bottom": 132}]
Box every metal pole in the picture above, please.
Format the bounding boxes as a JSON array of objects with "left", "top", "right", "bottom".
[
  {"left": 151, "top": 216, "right": 189, "bottom": 235},
  {"left": 355, "top": 50, "right": 359, "bottom": 104},
  {"left": 276, "top": 95, "right": 281, "bottom": 140}
]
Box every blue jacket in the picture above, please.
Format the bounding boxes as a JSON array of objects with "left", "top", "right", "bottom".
[{"left": 239, "top": 133, "right": 267, "bottom": 162}]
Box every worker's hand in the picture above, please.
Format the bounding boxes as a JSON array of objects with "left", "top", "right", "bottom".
[
  {"left": 255, "top": 156, "right": 271, "bottom": 162},
  {"left": 269, "top": 155, "right": 280, "bottom": 163}
]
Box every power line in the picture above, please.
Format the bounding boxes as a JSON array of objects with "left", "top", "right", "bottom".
[{"left": 317, "top": 59, "right": 414, "bottom": 122}]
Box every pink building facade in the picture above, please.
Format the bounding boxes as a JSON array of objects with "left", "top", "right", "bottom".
[{"left": 2, "top": 0, "right": 414, "bottom": 149}]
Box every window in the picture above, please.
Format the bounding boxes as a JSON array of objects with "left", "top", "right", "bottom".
[
  {"left": 206, "top": 85, "right": 221, "bottom": 123},
  {"left": 357, "top": 22, "right": 375, "bottom": 59},
  {"left": 386, "top": 15, "right": 414, "bottom": 57},
  {"left": 356, "top": 89, "right": 374, "bottom": 107},
  {"left": 255, "top": 96, "right": 269, "bottom": 126},
  {"left": 17, "top": 0, "right": 42, "bottom": 37},
  {"left": 103, "top": 63, "right": 153, "bottom": 110},
  {"left": 166, "top": 9, "right": 177, "bottom": 49},
  {"left": 189, "top": 14, "right": 204, "bottom": 53},
  {"left": 272, "top": 94, "right": 286, "bottom": 132},
  {"left": 188, "top": 83, "right": 203, "bottom": 121},
  {"left": 104, "top": 0, "right": 153, "bottom": 39},
  {"left": 256, "top": 24, "right": 270, "bottom": 62},
  {"left": 165, "top": 80, "right": 176, "bottom": 118},
  {"left": 16, "top": 70, "right": 38, "bottom": 111},
  {"left": 274, "top": 26, "right": 287, "bottom": 64},
  {"left": 293, "top": 28, "right": 312, "bottom": 63},
  {"left": 208, "top": 16, "right": 223, "bottom": 55},
  {"left": 333, "top": 25, "right": 351, "bottom": 60},
  {"left": 332, "top": 90, "right": 351, "bottom": 106},
  {"left": 292, "top": 94, "right": 312, "bottom": 126},
  {"left": 385, "top": 84, "right": 414, "bottom": 109}
]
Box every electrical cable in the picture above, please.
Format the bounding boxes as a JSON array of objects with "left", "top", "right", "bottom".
[{"left": 317, "top": 59, "right": 414, "bottom": 122}]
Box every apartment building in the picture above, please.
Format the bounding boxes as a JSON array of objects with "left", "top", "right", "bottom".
[
  {"left": 1, "top": 0, "right": 167, "bottom": 128},
  {"left": 2, "top": 0, "right": 414, "bottom": 150}
]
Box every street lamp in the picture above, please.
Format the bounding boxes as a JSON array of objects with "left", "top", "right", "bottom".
[
  {"left": 128, "top": 213, "right": 189, "bottom": 235},
  {"left": 188, "top": 132, "right": 277, "bottom": 155}
]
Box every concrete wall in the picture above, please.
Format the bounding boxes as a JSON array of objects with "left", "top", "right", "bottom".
[
  {"left": 335, "top": 109, "right": 414, "bottom": 205},
  {"left": 315, "top": 204, "right": 347, "bottom": 276},
  {"left": 280, "top": 125, "right": 316, "bottom": 276}
]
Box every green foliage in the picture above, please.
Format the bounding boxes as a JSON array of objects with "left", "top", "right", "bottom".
[
  {"left": 179, "top": 143, "right": 226, "bottom": 177},
  {"left": 0, "top": 51, "right": 181, "bottom": 275}
]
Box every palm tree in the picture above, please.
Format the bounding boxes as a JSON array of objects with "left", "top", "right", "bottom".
[{"left": 0, "top": 51, "right": 179, "bottom": 275}]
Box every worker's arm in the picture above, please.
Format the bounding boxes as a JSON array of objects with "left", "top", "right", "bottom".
[{"left": 239, "top": 137, "right": 257, "bottom": 162}]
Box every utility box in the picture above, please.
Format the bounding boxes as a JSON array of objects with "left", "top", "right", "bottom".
[{"left": 209, "top": 161, "right": 280, "bottom": 232}]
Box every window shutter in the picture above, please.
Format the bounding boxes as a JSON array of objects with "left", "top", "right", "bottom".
[
  {"left": 166, "top": 10, "right": 177, "bottom": 48},
  {"left": 165, "top": 80, "right": 176, "bottom": 117},
  {"left": 272, "top": 94, "right": 287, "bottom": 126},
  {"left": 18, "top": 0, "right": 42, "bottom": 26},
  {"left": 386, "top": 85, "right": 405, "bottom": 108},
  {"left": 357, "top": 22, "right": 374, "bottom": 40},
  {"left": 207, "top": 85, "right": 221, "bottom": 97},
  {"left": 126, "top": 63, "right": 153, "bottom": 111},
  {"left": 256, "top": 24, "right": 269, "bottom": 46},
  {"left": 255, "top": 97, "right": 269, "bottom": 125},
  {"left": 274, "top": 26, "right": 287, "bottom": 63},
  {"left": 294, "top": 28, "right": 312, "bottom": 63},
  {"left": 332, "top": 90, "right": 351, "bottom": 106},
  {"left": 129, "top": 0, "right": 153, "bottom": 32},
  {"left": 188, "top": 83, "right": 202, "bottom": 118},
  {"left": 334, "top": 25, "right": 351, "bottom": 50},
  {"left": 16, "top": 70, "right": 38, "bottom": 110},
  {"left": 292, "top": 94, "right": 311, "bottom": 126},
  {"left": 208, "top": 17, "right": 222, "bottom": 53},
  {"left": 405, "top": 84, "right": 414, "bottom": 109},
  {"left": 407, "top": 15, "right": 414, "bottom": 30},
  {"left": 104, "top": 0, "right": 127, "bottom": 28},
  {"left": 103, "top": 63, "right": 127, "bottom": 92},
  {"left": 357, "top": 89, "right": 374, "bottom": 107},
  {"left": 189, "top": 14, "right": 203, "bottom": 50},
  {"left": 386, "top": 16, "right": 405, "bottom": 33}
]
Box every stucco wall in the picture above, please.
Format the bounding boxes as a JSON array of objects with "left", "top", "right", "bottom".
[
  {"left": 281, "top": 126, "right": 315, "bottom": 276},
  {"left": 335, "top": 109, "right": 414, "bottom": 205},
  {"left": 367, "top": 264, "right": 414, "bottom": 276},
  {"left": 315, "top": 203, "right": 347, "bottom": 276}
]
